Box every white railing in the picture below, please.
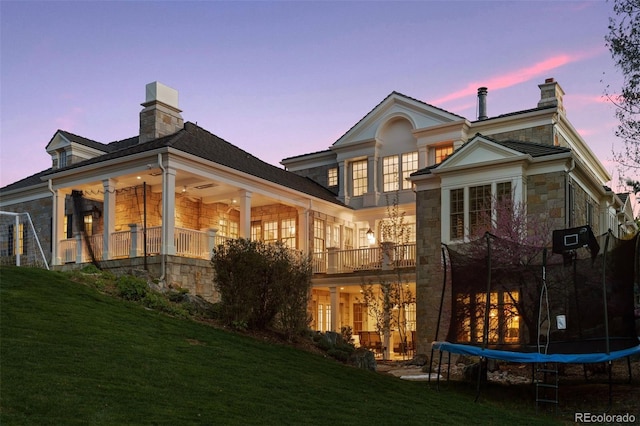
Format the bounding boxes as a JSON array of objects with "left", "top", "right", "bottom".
[
  {"left": 145, "top": 226, "right": 162, "bottom": 255},
  {"left": 110, "top": 230, "right": 131, "bottom": 259},
  {"left": 175, "top": 227, "right": 209, "bottom": 259},
  {"left": 87, "top": 234, "right": 104, "bottom": 261},
  {"left": 312, "top": 251, "right": 327, "bottom": 274},
  {"left": 314, "top": 243, "right": 416, "bottom": 274},
  {"left": 60, "top": 239, "right": 76, "bottom": 263},
  {"left": 338, "top": 247, "right": 382, "bottom": 272}
]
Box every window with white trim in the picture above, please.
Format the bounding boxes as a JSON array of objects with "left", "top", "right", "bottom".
[
  {"left": 435, "top": 145, "right": 453, "bottom": 164},
  {"left": 327, "top": 168, "right": 338, "bottom": 187},
  {"left": 382, "top": 155, "right": 399, "bottom": 192},
  {"left": 402, "top": 152, "right": 418, "bottom": 189},
  {"left": 281, "top": 218, "right": 296, "bottom": 249},
  {"left": 352, "top": 160, "right": 367, "bottom": 196}
]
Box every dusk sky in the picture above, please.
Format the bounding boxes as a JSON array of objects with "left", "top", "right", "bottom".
[{"left": 1, "top": 1, "right": 635, "bottom": 191}]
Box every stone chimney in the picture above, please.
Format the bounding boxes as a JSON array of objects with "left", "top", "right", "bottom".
[
  {"left": 477, "top": 87, "right": 488, "bottom": 120},
  {"left": 537, "top": 78, "right": 565, "bottom": 115},
  {"left": 139, "top": 82, "right": 184, "bottom": 143}
]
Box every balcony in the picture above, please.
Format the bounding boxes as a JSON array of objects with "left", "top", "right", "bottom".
[{"left": 58, "top": 226, "right": 416, "bottom": 275}]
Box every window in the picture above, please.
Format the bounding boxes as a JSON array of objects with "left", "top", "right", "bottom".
[
  {"left": 402, "top": 152, "right": 418, "bottom": 189},
  {"left": 469, "top": 185, "right": 492, "bottom": 235},
  {"left": 251, "top": 222, "right": 262, "bottom": 241},
  {"left": 7, "top": 223, "right": 25, "bottom": 256},
  {"left": 317, "top": 304, "right": 324, "bottom": 332},
  {"left": 568, "top": 184, "right": 575, "bottom": 227},
  {"left": 353, "top": 303, "right": 365, "bottom": 333},
  {"left": 455, "top": 291, "right": 520, "bottom": 344},
  {"left": 325, "top": 304, "right": 332, "bottom": 332},
  {"left": 586, "top": 201, "right": 594, "bottom": 227},
  {"left": 263, "top": 221, "right": 278, "bottom": 243},
  {"left": 64, "top": 214, "right": 73, "bottom": 238},
  {"left": 314, "top": 219, "right": 325, "bottom": 253},
  {"left": 325, "top": 224, "right": 340, "bottom": 248},
  {"left": 344, "top": 227, "right": 354, "bottom": 250},
  {"left": 229, "top": 221, "right": 239, "bottom": 239},
  {"left": 352, "top": 160, "right": 367, "bottom": 196},
  {"left": 281, "top": 218, "right": 296, "bottom": 249},
  {"left": 327, "top": 168, "right": 338, "bottom": 187},
  {"left": 382, "top": 155, "right": 399, "bottom": 192},
  {"left": 58, "top": 150, "right": 67, "bottom": 168},
  {"left": 83, "top": 214, "right": 93, "bottom": 236},
  {"left": 435, "top": 145, "right": 453, "bottom": 164},
  {"left": 450, "top": 189, "right": 464, "bottom": 239}
]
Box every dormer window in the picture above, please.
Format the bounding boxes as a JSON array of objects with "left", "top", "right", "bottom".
[
  {"left": 327, "top": 167, "right": 338, "bottom": 187},
  {"left": 58, "top": 150, "right": 68, "bottom": 168}
]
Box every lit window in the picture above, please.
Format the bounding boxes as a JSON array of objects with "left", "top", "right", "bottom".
[
  {"left": 251, "top": 222, "right": 262, "bottom": 241},
  {"left": 229, "top": 221, "right": 239, "bottom": 239},
  {"left": 263, "top": 221, "right": 278, "bottom": 243},
  {"left": 344, "top": 227, "right": 354, "bottom": 250},
  {"left": 402, "top": 152, "right": 418, "bottom": 189},
  {"left": 455, "top": 291, "right": 520, "bottom": 344},
  {"left": 382, "top": 155, "right": 399, "bottom": 192},
  {"left": 435, "top": 145, "right": 453, "bottom": 164},
  {"left": 314, "top": 219, "right": 325, "bottom": 253},
  {"left": 352, "top": 160, "right": 367, "bottom": 196},
  {"left": 327, "top": 168, "right": 338, "bottom": 187},
  {"left": 281, "top": 218, "right": 296, "bottom": 249},
  {"left": 83, "top": 214, "right": 93, "bottom": 236}
]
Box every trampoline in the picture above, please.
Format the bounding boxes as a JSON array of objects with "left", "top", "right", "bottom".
[{"left": 429, "top": 229, "right": 640, "bottom": 408}]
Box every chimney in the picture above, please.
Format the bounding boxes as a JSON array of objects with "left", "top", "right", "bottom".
[
  {"left": 139, "top": 82, "right": 184, "bottom": 143},
  {"left": 477, "top": 87, "right": 488, "bottom": 120},
  {"left": 537, "top": 78, "right": 565, "bottom": 115}
]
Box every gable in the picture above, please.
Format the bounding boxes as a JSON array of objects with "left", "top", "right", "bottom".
[
  {"left": 436, "top": 136, "right": 529, "bottom": 172},
  {"left": 332, "top": 92, "right": 463, "bottom": 149}
]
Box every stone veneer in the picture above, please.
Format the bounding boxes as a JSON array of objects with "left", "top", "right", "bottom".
[
  {"left": 2, "top": 197, "right": 54, "bottom": 264},
  {"left": 414, "top": 187, "right": 445, "bottom": 355}
]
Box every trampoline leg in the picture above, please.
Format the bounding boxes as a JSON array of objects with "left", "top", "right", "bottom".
[
  {"left": 474, "top": 357, "right": 484, "bottom": 403},
  {"left": 436, "top": 349, "right": 444, "bottom": 391},
  {"left": 608, "top": 360, "right": 612, "bottom": 411},
  {"left": 627, "top": 356, "right": 632, "bottom": 384},
  {"left": 447, "top": 352, "right": 451, "bottom": 382},
  {"left": 428, "top": 347, "right": 435, "bottom": 385}
]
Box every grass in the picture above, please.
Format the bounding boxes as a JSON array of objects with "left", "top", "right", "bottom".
[{"left": 0, "top": 266, "right": 561, "bottom": 425}]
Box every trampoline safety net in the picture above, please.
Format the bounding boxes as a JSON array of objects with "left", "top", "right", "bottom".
[{"left": 443, "top": 232, "right": 639, "bottom": 355}]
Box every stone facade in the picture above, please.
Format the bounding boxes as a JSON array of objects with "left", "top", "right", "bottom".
[
  {"left": 415, "top": 187, "right": 445, "bottom": 354},
  {"left": 488, "top": 124, "right": 555, "bottom": 146},
  {"left": 1, "top": 196, "right": 54, "bottom": 264}
]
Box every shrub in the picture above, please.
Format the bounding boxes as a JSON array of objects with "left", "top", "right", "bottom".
[
  {"left": 116, "top": 275, "right": 148, "bottom": 301},
  {"left": 211, "top": 239, "right": 311, "bottom": 334}
]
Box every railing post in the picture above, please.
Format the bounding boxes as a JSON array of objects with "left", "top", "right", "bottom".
[
  {"left": 74, "top": 232, "right": 83, "bottom": 264},
  {"left": 381, "top": 241, "right": 394, "bottom": 270},
  {"left": 207, "top": 228, "right": 218, "bottom": 258},
  {"left": 129, "top": 224, "right": 140, "bottom": 258},
  {"left": 327, "top": 247, "right": 338, "bottom": 274}
]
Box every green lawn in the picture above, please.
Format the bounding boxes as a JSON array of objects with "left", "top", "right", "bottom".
[{"left": 0, "top": 266, "right": 559, "bottom": 425}]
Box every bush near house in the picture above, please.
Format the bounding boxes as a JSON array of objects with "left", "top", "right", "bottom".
[{"left": 211, "top": 238, "right": 312, "bottom": 338}]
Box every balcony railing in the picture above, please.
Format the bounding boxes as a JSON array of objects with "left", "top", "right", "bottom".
[{"left": 58, "top": 228, "right": 416, "bottom": 275}]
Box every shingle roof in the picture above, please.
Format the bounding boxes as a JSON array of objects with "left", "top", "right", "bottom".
[
  {"left": 4, "top": 123, "right": 346, "bottom": 207},
  {"left": 0, "top": 168, "right": 53, "bottom": 192},
  {"left": 411, "top": 134, "right": 571, "bottom": 177}
]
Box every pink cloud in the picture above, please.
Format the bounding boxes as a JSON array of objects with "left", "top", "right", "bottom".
[{"left": 430, "top": 49, "right": 603, "bottom": 106}]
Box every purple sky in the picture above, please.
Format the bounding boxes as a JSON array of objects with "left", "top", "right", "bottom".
[{"left": 1, "top": 1, "right": 635, "bottom": 192}]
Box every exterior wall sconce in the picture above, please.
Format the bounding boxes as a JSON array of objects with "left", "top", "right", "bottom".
[{"left": 366, "top": 228, "right": 376, "bottom": 245}]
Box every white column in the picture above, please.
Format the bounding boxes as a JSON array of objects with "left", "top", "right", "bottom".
[
  {"left": 330, "top": 286, "right": 339, "bottom": 332},
  {"left": 367, "top": 156, "right": 377, "bottom": 195},
  {"left": 297, "top": 206, "right": 310, "bottom": 253},
  {"left": 162, "top": 167, "right": 177, "bottom": 255},
  {"left": 51, "top": 188, "right": 66, "bottom": 266},
  {"left": 338, "top": 160, "right": 346, "bottom": 202},
  {"left": 102, "top": 179, "right": 115, "bottom": 260},
  {"left": 238, "top": 190, "right": 252, "bottom": 238}
]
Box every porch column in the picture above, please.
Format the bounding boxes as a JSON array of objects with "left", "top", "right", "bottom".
[
  {"left": 51, "top": 188, "right": 66, "bottom": 266},
  {"left": 330, "top": 286, "right": 340, "bottom": 332},
  {"left": 129, "top": 224, "right": 141, "bottom": 257},
  {"left": 102, "top": 178, "right": 115, "bottom": 260},
  {"left": 162, "top": 167, "right": 176, "bottom": 255},
  {"left": 238, "top": 190, "right": 252, "bottom": 238},
  {"left": 297, "top": 206, "right": 310, "bottom": 253}
]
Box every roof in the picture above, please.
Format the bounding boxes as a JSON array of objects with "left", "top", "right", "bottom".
[
  {"left": 411, "top": 134, "right": 571, "bottom": 177},
  {"left": 332, "top": 91, "right": 465, "bottom": 147},
  {"left": 2, "top": 123, "right": 346, "bottom": 207}
]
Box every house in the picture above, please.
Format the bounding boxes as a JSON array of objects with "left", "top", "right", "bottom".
[{"left": 1, "top": 79, "right": 636, "bottom": 357}]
